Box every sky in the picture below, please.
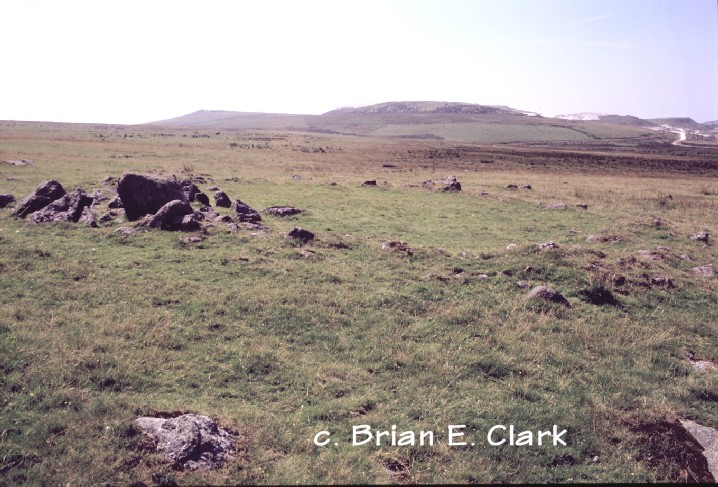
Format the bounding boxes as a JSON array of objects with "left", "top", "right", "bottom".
[{"left": 0, "top": 0, "right": 716, "bottom": 124}]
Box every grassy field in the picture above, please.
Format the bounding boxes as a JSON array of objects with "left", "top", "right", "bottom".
[{"left": 1, "top": 122, "right": 717, "bottom": 484}]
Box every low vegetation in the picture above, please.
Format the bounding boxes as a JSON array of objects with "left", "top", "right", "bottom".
[{"left": 1, "top": 121, "right": 716, "bottom": 484}]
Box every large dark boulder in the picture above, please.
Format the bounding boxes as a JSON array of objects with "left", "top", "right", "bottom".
[
  {"left": 231, "top": 199, "right": 261, "bottom": 223},
  {"left": 29, "top": 189, "right": 93, "bottom": 224},
  {"left": 12, "top": 180, "right": 66, "bottom": 218},
  {"left": 117, "top": 173, "right": 187, "bottom": 221},
  {"left": 0, "top": 194, "right": 15, "bottom": 208},
  {"left": 147, "top": 200, "right": 194, "bottom": 231}
]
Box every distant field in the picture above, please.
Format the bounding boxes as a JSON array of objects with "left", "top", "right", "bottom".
[{"left": 1, "top": 123, "right": 717, "bottom": 485}]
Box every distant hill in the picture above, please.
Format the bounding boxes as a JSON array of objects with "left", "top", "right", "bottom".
[
  {"left": 323, "top": 101, "right": 522, "bottom": 116},
  {"left": 556, "top": 113, "right": 657, "bottom": 127},
  {"left": 648, "top": 117, "right": 709, "bottom": 131},
  {"left": 705, "top": 120, "right": 718, "bottom": 127},
  {"left": 148, "top": 101, "right": 658, "bottom": 144}
]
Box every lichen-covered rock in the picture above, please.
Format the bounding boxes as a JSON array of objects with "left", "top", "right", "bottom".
[
  {"left": 231, "top": 199, "right": 261, "bottom": 223},
  {"left": 29, "top": 189, "right": 93, "bottom": 224},
  {"left": 117, "top": 173, "right": 187, "bottom": 221},
  {"left": 78, "top": 207, "right": 98, "bottom": 228},
  {"left": 12, "top": 180, "right": 66, "bottom": 218},
  {"left": 134, "top": 414, "right": 236, "bottom": 471},
  {"left": 147, "top": 200, "right": 194, "bottom": 231},
  {"left": 263, "top": 206, "right": 302, "bottom": 217}
]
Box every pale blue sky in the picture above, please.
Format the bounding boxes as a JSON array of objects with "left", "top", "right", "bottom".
[{"left": 0, "top": 0, "right": 716, "bottom": 124}]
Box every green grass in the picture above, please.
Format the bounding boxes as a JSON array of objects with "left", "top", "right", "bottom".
[{"left": 1, "top": 123, "right": 717, "bottom": 484}]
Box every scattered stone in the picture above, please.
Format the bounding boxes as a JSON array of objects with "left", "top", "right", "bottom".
[
  {"left": 182, "top": 235, "right": 205, "bottom": 244},
  {"left": 101, "top": 176, "right": 117, "bottom": 185},
  {"left": 516, "top": 281, "right": 529, "bottom": 289},
  {"left": 680, "top": 254, "right": 692, "bottom": 261},
  {"left": 231, "top": 199, "right": 261, "bottom": 223},
  {"left": 134, "top": 414, "right": 236, "bottom": 471},
  {"left": 441, "top": 175, "right": 462, "bottom": 191},
  {"left": 292, "top": 174, "right": 302, "bottom": 180},
  {"left": 381, "top": 240, "right": 413, "bottom": 256},
  {"left": 147, "top": 200, "right": 194, "bottom": 231},
  {"left": 526, "top": 286, "right": 570, "bottom": 307},
  {"left": 99, "top": 210, "right": 121, "bottom": 223},
  {"left": 546, "top": 203, "right": 566, "bottom": 210},
  {"left": 478, "top": 274, "right": 489, "bottom": 280},
  {"left": 692, "top": 265, "right": 715, "bottom": 278},
  {"left": 107, "top": 196, "right": 123, "bottom": 209},
  {"left": 421, "top": 179, "right": 435, "bottom": 188},
  {"left": 480, "top": 191, "right": 490, "bottom": 196},
  {"left": 287, "top": 227, "right": 315, "bottom": 243},
  {"left": 226, "top": 223, "right": 240, "bottom": 233},
  {"left": 505, "top": 184, "right": 518, "bottom": 190},
  {"left": 180, "top": 213, "right": 202, "bottom": 232},
  {"left": 362, "top": 180, "right": 377, "bottom": 186},
  {"left": 678, "top": 419, "right": 718, "bottom": 480},
  {"left": 207, "top": 186, "right": 219, "bottom": 191},
  {"left": 576, "top": 204, "right": 588, "bottom": 210},
  {"left": 520, "top": 184, "right": 532, "bottom": 190},
  {"left": 12, "top": 179, "right": 66, "bottom": 218},
  {"left": 263, "top": 206, "right": 303, "bottom": 217},
  {"left": 117, "top": 173, "right": 187, "bottom": 221},
  {"left": 506, "top": 243, "right": 518, "bottom": 251},
  {"left": 300, "top": 250, "right": 316, "bottom": 259},
  {"left": 78, "top": 207, "right": 98, "bottom": 228},
  {"left": 89, "top": 189, "right": 107, "bottom": 205},
  {"left": 651, "top": 276, "right": 674, "bottom": 287},
  {"left": 329, "top": 182, "right": 337, "bottom": 186},
  {"left": 537, "top": 241, "right": 559, "bottom": 250},
  {"left": 524, "top": 266, "right": 535, "bottom": 273},
  {"left": 238, "top": 222, "right": 267, "bottom": 231},
  {"left": 30, "top": 189, "right": 93, "bottom": 224},
  {"left": 501, "top": 269, "right": 513, "bottom": 277},
  {"left": 690, "top": 231, "right": 710, "bottom": 244},
  {"left": 586, "top": 234, "right": 622, "bottom": 243},
  {"left": 214, "top": 191, "right": 231, "bottom": 208},
  {"left": 684, "top": 351, "right": 718, "bottom": 373},
  {"left": 215, "top": 214, "right": 233, "bottom": 224},
  {"left": 180, "top": 180, "right": 203, "bottom": 202},
  {"left": 5, "top": 159, "right": 33, "bottom": 166},
  {"left": 194, "top": 192, "right": 210, "bottom": 206},
  {"left": 0, "top": 194, "right": 15, "bottom": 208},
  {"left": 5, "top": 177, "right": 17, "bottom": 181}
]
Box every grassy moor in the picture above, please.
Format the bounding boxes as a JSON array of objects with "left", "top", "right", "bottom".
[{"left": 1, "top": 106, "right": 717, "bottom": 484}]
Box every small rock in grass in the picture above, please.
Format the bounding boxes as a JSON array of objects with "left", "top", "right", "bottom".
[
  {"left": 526, "top": 285, "right": 570, "bottom": 307},
  {"left": 287, "top": 227, "right": 315, "bottom": 243},
  {"left": 692, "top": 265, "right": 715, "bottom": 278},
  {"left": 537, "top": 241, "right": 559, "bottom": 250}
]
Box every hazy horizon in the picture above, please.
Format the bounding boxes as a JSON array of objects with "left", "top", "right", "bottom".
[{"left": 1, "top": 0, "right": 716, "bottom": 125}]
